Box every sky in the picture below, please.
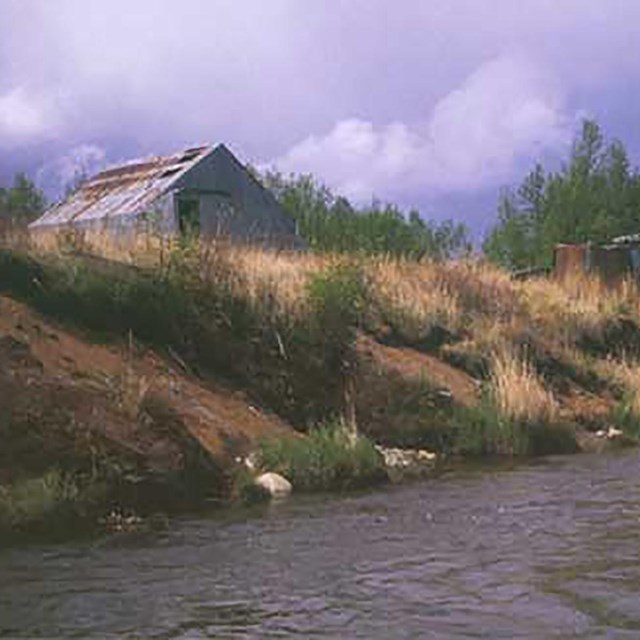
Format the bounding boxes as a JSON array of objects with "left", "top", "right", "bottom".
[{"left": 2, "top": 0, "right": 640, "bottom": 236}]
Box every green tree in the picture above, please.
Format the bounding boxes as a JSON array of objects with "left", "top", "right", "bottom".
[
  {"left": 0, "top": 173, "right": 46, "bottom": 224},
  {"left": 484, "top": 120, "right": 640, "bottom": 269},
  {"left": 262, "top": 170, "right": 470, "bottom": 259}
]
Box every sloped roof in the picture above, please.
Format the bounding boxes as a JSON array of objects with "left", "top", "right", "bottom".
[
  {"left": 31, "top": 145, "right": 212, "bottom": 228},
  {"left": 612, "top": 233, "right": 640, "bottom": 245}
]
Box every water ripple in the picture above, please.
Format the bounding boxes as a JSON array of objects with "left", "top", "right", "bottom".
[{"left": 1, "top": 451, "right": 640, "bottom": 638}]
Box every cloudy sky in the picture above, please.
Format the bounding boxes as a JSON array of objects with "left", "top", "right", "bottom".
[{"left": 2, "top": 0, "right": 640, "bottom": 234}]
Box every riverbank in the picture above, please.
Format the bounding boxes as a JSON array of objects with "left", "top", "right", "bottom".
[{"left": 1, "top": 233, "right": 639, "bottom": 540}]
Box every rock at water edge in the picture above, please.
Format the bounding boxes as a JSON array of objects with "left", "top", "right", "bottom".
[{"left": 254, "top": 472, "right": 292, "bottom": 498}]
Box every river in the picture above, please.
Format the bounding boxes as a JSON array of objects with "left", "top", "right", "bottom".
[{"left": 1, "top": 451, "right": 640, "bottom": 638}]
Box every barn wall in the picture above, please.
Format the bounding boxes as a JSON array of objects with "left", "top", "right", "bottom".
[{"left": 174, "top": 145, "right": 303, "bottom": 247}]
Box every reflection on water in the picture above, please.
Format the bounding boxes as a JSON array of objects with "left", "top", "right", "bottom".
[{"left": 2, "top": 451, "right": 640, "bottom": 638}]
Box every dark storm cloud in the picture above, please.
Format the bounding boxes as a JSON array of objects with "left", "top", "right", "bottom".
[{"left": 2, "top": 0, "right": 640, "bottom": 225}]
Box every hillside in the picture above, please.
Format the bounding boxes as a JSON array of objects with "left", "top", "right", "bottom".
[{"left": 1, "top": 232, "right": 639, "bottom": 535}]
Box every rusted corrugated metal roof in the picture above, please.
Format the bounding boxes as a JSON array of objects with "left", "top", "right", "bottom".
[{"left": 30, "top": 145, "right": 212, "bottom": 228}]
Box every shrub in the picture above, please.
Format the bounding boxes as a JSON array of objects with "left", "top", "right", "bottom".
[
  {"left": 307, "top": 263, "right": 365, "bottom": 333},
  {"left": 256, "top": 425, "right": 386, "bottom": 491},
  {"left": 0, "top": 470, "right": 83, "bottom": 532},
  {"left": 452, "top": 394, "right": 577, "bottom": 457},
  {"left": 452, "top": 395, "right": 530, "bottom": 457},
  {"left": 611, "top": 396, "right": 640, "bottom": 439}
]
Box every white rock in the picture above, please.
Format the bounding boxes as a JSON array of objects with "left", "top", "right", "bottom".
[
  {"left": 254, "top": 472, "right": 292, "bottom": 498},
  {"left": 244, "top": 453, "right": 258, "bottom": 471},
  {"left": 607, "top": 427, "right": 624, "bottom": 439}
]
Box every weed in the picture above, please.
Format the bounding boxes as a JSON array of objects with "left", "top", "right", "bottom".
[
  {"left": 256, "top": 424, "right": 386, "bottom": 491},
  {"left": 489, "top": 347, "right": 558, "bottom": 425},
  {"left": 0, "top": 469, "right": 100, "bottom": 534}
]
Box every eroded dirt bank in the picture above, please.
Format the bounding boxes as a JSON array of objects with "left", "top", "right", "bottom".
[{"left": 0, "top": 293, "right": 292, "bottom": 522}]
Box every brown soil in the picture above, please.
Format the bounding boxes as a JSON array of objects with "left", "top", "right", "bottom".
[
  {"left": 355, "top": 333, "right": 618, "bottom": 450},
  {"left": 356, "top": 333, "right": 480, "bottom": 406},
  {"left": 0, "top": 294, "right": 291, "bottom": 483}
]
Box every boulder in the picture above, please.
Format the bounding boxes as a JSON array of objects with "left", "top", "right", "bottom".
[{"left": 254, "top": 472, "right": 292, "bottom": 498}]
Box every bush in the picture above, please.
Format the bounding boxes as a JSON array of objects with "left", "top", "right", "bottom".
[
  {"left": 611, "top": 396, "right": 640, "bottom": 440},
  {"left": 308, "top": 263, "right": 365, "bottom": 333},
  {"left": 0, "top": 469, "right": 98, "bottom": 534},
  {"left": 256, "top": 425, "right": 386, "bottom": 491},
  {"left": 453, "top": 393, "right": 577, "bottom": 457}
]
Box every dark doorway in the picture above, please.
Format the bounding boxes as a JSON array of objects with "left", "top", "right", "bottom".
[{"left": 177, "top": 197, "right": 200, "bottom": 237}]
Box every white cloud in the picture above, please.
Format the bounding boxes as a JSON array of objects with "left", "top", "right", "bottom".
[
  {"left": 268, "top": 56, "right": 574, "bottom": 202},
  {"left": 0, "top": 88, "right": 48, "bottom": 148}
]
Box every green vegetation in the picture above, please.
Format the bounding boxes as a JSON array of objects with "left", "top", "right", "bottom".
[
  {"left": 484, "top": 119, "right": 640, "bottom": 269},
  {"left": 0, "top": 246, "right": 357, "bottom": 428},
  {"left": 256, "top": 425, "right": 386, "bottom": 492},
  {"left": 263, "top": 170, "right": 470, "bottom": 259},
  {"left": 611, "top": 396, "right": 640, "bottom": 440},
  {"left": 453, "top": 395, "right": 578, "bottom": 458},
  {"left": 0, "top": 470, "right": 107, "bottom": 539},
  {"left": 0, "top": 173, "right": 46, "bottom": 225}
]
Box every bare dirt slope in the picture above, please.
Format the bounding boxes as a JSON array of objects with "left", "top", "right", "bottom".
[
  {"left": 0, "top": 294, "right": 291, "bottom": 481},
  {"left": 356, "top": 333, "right": 479, "bottom": 406}
]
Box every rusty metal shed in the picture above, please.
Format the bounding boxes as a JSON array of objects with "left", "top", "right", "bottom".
[
  {"left": 554, "top": 238, "right": 640, "bottom": 287},
  {"left": 30, "top": 144, "right": 302, "bottom": 248}
]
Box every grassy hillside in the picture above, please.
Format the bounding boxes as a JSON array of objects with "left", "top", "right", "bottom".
[{"left": 1, "top": 227, "right": 639, "bottom": 535}]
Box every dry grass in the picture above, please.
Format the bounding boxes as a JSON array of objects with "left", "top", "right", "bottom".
[
  {"left": 29, "top": 227, "right": 334, "bottom": 320},
  {"left": 490, "top": 347, "right": 558, "bottom": 425},
  {"left": 0, "top": 220, "right": 30, "bottom": 250},
  {"left": 364, "top": 257, "right": 463, "bottom": 340},
  {"left": 596, "top": 355, "right": 640, "bottom": 418},
  {"left": 17, "top": 226, "right": 640, "bottom": 401},
  {"left": 363, "top": 257, "right": 526, "bottom": 344},
  {"left": 517, "top": 274, "right": 638, "bottom": 345},
  {"left": 8, "top": 224, "right": 640, "bottom": 456},
  {"left": 200, "top": 243, "right": 330, "bottom": 319},
  {"left": 24, "top": 227, "right": 640, "bottom": 335}
]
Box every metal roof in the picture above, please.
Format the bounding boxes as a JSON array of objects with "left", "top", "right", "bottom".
[
  {"left": 30, "top": 145, "right": 213, "bottom": 228},
  {"left": 611, "top": 233, "right": 640, "bottom": 245}
]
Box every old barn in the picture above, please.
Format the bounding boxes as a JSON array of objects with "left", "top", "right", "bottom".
[{"left": 30, "top": 144, "right": 302, "bottom": 248}]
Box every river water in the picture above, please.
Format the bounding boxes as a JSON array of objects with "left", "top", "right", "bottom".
[{"left": 2, "top": 451, "right": 640, "bottom": 638}]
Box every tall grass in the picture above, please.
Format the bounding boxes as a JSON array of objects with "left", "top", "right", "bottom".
[
  {"left": 451, "top": 347, "right": 577, "bottom": 457},
  {"left": 0, "top": 470, "right": 99, "bottom": 536},
  {"left": 256, "top": 425, "right": 386, "bottom": 491},
  {"left": 518, "top": 274, "right": 639, "bottom": 348},
  {"left": 365, "top": 257, "right": 463, "bottom": 343},
  {"left": 490, "top": 347, "right": 558, "bottom": 425},
  {"left": 4, "top": 225, "right": 638, "bottom": 458},
  {"left": 596, "top": 356, "right": 640, "bottom": 437},
  {"left": 0, "top": 237, "right": 360, "bottom": 427}
]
